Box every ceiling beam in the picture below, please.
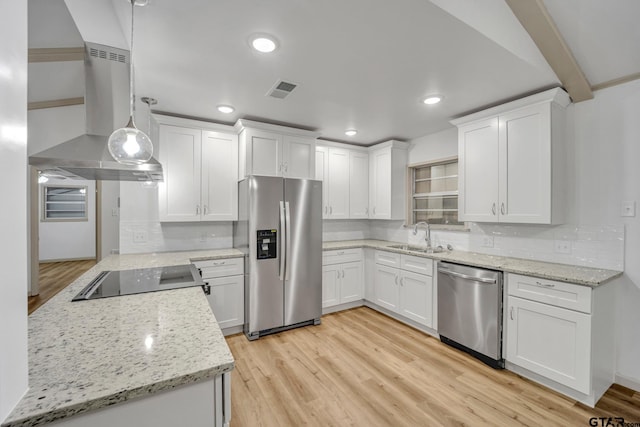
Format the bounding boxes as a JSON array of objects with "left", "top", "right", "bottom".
[
  {"left": 504, "top": 0, "right": 593, "bottom": 102},
  {"left": 28, "top": 97, "right": 84, "bottom": 111},
  {"left": 28, "top": 47, "right": 84, "bottom": 63}
]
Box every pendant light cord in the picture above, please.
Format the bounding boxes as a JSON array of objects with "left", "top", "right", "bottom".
[{"left": 129, "top": 0, "right": 136, "bottom": 120}]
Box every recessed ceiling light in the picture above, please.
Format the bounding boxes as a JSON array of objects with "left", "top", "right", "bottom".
[
  {"left": 345, "top": 129, "right": 358, "bottom": 137},
  {"left": 423, "top": 95, "right": 443, "bottom": 105},
  {"left": 250, "top": 35, "right": 278, "bottom": 53},
  {"left": 217, "top": 105, "right": 235, "bottom": 114}
]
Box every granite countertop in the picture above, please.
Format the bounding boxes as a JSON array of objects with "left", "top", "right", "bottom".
[
  {"left": 323, "top": 239, "right": 622, "bottom": 287},
  {"left": 3, "top": 249, "right": 242, "bottom": 427}
]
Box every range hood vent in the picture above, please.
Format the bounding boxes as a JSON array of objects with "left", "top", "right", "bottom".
[{"left": 29, "top": 42, "right": 163, "bottom": 182}]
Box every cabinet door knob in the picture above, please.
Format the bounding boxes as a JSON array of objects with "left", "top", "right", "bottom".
[
  {"left": 491, "top": 203, "right": 496, "bottom": 215},
  {"left": 501, "top": 203, "right": 505, "bottom": 215}
]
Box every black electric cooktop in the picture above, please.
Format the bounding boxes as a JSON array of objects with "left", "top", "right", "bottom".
[{"left": 71, "top": 264, "right": 203, "bottom": 301}]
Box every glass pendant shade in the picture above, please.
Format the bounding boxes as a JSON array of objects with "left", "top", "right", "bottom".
[{"left": 108, "top": 116, "right": 153, "bottom": 165}]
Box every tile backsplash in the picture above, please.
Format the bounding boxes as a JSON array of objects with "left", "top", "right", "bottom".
[
  {"left": 368, "top": 220, "right": 624, "bottom": 271},
  {"left": 121, "top": 218, "right": 624, "bottom": 271}
]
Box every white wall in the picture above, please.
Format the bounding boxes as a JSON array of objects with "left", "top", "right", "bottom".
[
  {"left": 39, "top": 178, "right": 96, "bottom": 261},
  {"left": 572, "top": 80, "right": 640, "bottom": 387},
  {"left": 0, "top": 0, "right": 29, "bottom": 421},
  {"left": 100, "top": 181, "right": 120, "bottom": 258}
]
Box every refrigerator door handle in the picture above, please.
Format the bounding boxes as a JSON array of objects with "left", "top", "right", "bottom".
[
  {"left": 279, "top": 201, "right": 286, "bottom": 280},
  {"left": 285, "top": 201, "right": 292, "bottom": 280}
]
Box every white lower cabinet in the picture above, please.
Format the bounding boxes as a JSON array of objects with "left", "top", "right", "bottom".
[
  {"left": 505, "top": 273, "right": 615, "bottom": 406},
  {"left": 193, "top": 257, "right": 244, "bottom": 334},
  {"left": 506, "top": 295, "right": 591, "bottom": 393},
  {"left": 372, "top": 251, "right": 433, "bottom": 328},
  {"left": 322, "top": 249, "right": 363, "bottom": 309}
]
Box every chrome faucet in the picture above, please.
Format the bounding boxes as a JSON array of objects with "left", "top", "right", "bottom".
[{"left": 413, "top": 221, "right": 431, "bottom": 251}]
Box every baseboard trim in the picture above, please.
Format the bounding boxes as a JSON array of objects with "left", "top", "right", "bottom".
[
  {"left": 322, "top": 300, "right": 364, "bottom": 315},
  {"left": 40, "top": 257, "right": 96, "bottom": 263},
  {"left": 221, "top": 325, "right": 243, "bottom": 337},
  {"left": 615, "top": 374, "right": 640, "bottom": 393}
]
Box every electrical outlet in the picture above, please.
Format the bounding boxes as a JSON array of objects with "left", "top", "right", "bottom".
[
  {"left": 133, "top": 231, "right": 147, "bottom": 243},
  {"left": 554, "top": 240, "right": 571, "bottom": 254},
  {"left": 481, "top": 236, "right": 494, "bottom": 248},
  {"left": 621, "top": 201, "right": 636, "bottom": 217}
]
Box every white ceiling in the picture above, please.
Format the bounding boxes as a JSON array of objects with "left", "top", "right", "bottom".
[
  {"left": 35, "top": 0, "right": 639, "bottom": 145},
  {"left": 103, "top": 0, "right": 559, "bottom": 145}
]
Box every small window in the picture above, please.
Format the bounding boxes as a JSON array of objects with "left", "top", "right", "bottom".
[
  {"left": 42, "top": 185, "right": 88, "bottom": 221},
  {"left": 408, "top": 158, "right": 463, "bottom": 226}
]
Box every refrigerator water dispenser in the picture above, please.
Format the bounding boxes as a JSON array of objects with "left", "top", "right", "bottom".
[{"left": 257, "top": 229, "right": 277, "bottom": 259}]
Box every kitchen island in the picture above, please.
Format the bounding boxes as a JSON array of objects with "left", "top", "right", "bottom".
[{"left": 2, "top": 250, "right": 242, "bottom": 427}]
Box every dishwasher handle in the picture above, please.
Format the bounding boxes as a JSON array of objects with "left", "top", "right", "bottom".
[{"left": 438, "top": 268, "right": 497, "bottom": 284}]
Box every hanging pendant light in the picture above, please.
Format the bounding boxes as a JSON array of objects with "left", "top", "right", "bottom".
[{"left": 108, "top": 0, "right": 153, "bottom": 165}]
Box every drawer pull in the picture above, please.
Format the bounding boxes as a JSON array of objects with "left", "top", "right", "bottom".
[{"left": 535, "top": 281, "right": 555, "bottom": 288}]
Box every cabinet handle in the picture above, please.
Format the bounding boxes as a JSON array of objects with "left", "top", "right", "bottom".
[
  {"left": 535, "top": 281, "right": 555, "bottom": 288},
  {"left": 501, "top": 203, "right": 505, "bottom": 215},
  {"left": 213, "top": 261, "right": 226, "bottom": 266},
  {"left": 342, "top": 270, "right": 345, "bottom": 278},
  {"left": 395, "top": 275, "right": 398, "bottom": 285},
  {"left": 373, "top": 207, "right": 376, "bottom": 215},
  {"left": 196, "top": 205, "right": 200, "bottom": 215},
  {"left": 284, "top": 162, "right": 288, "bottom": 172},
  {"left": 491, "top": 203, "right": 496, "bottom": 215},
  {"left": 329, "top": 206, "right": 333, "bottom": 214},
  {"left": 278, "top": 163, "right": 283, "bottom": 172},
  {"left": 336, "top": 270, "right": 340, "bottom": 279},
  {"left": 203, "top": 205, "right": 208, "bottom": 215},
  {"left": 400, "top": 277, "right": 404, "bottom": 286},
  {"left": 510, "top": 306, "right": 514, "bottom": 320},
  {"left": 365, "top": 207, "right": 369, "bottom": 215},
  {"left": 324, "top": 206, "right": 328, "bottom": 214}
]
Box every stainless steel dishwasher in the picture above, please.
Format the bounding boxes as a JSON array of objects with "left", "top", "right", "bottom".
[{"left": 437, "top": 261, "right": 504, "bottom": 368}]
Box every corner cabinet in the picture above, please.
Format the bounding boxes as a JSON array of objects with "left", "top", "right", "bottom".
[
  {"left": 156, "top": 116, "right": 238, "bottom": 222},
  {"left": 322, "top": 249, "right": 364, "bottom": 310},
  {"left": 372, "top": 251, "right": 434, "bottom": 328},
  {"left": 452, "top": 88, "right": 571, "bottom": 224},
  {"left": 504, "top": 273, "right": 616, "bottom": 407},
  {"left": 315, "top": 143, "right": 369, "bottom": 219},
  {"left": 368, "top": 140, "right": 408, "bottom": 220},
  {"left": 236, "top": 119, "right": 317, "bottom": 180}
]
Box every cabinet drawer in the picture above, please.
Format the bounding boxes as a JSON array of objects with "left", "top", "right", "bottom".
[
  {"left": 507, "top": 273, "right": 592, "bottom": 314},
  {"left": 400, "top": 254, "right": 433, "bottom": 276},
  {"left": 375, "top": 250, "right": 400, "bottom": 267},
  {"left": 323, "top": 248, "right": 363, "bottom": 265},
  {"left": 192, "top": 257, "right": 244, "bottom": 279}
]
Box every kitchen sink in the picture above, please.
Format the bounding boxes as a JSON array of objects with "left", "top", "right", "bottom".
[{"left": 388, "top": 244, "right": 446, "bottom": 254}]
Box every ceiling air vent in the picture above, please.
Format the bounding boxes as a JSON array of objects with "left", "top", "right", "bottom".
[{"left": 267, "top": 80, "right": 298, "bottom": 99}]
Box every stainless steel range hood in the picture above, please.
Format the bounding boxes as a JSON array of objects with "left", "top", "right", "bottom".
[{"left": 29, "top": 43, "right": 163, "bottom": 182}]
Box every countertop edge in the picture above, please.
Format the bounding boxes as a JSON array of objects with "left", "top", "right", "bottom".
[{"left": 2, "top": 362, "right": 234, "bottom": 427}]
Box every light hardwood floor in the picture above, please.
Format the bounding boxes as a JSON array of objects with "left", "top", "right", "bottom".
[
  {"left": 226, "top": 307, "right": 640, "bottom": 427},
  {"left": 29, "top": 259, "right": 96, "bottom": 314}
]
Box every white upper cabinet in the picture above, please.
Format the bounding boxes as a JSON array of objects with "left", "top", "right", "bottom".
[
  {"left": 326, "top": 147, "right": 349, "bottom": 219},
  {"left": 349, "top": 151, "right": 369, "bottom": 218},
  {"left": 157, "top": 116, "right": 238, "bottom": 222},
  {"left": 201, "top": 131, "right": 238, "bottom": 221},
  {"left": 452, "top": 88, "right": 571, "bottom": 224},
  {"left": 236, "top": 119, "right": 317, "bottom": 180},
  {"left": 316, "top": 143, "right": 369, "bottom": 219},
  {"left": 368, "top": 140, "right": 408, "bottom": 220}
]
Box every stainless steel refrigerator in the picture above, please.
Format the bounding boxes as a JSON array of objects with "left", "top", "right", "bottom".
[{"left": 234, "top": 176, "right": 323, "bottom": 340}]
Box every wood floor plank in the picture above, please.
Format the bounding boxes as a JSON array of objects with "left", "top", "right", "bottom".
[
  {"left": 226, "top": 307, "right": 640, "bottom": 426},
  {"left": 29, "top": 259, "right": 96, "bottom": 314}
]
